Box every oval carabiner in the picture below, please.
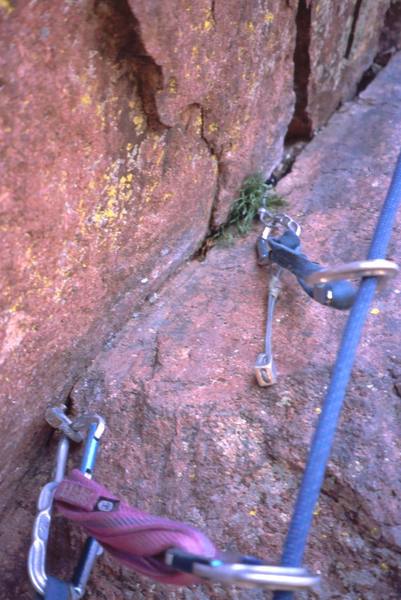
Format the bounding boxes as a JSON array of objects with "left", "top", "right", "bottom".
[
  {"left": 28, "top": 436, "right": 70, "bottom": 596},
  {"left": 28, "top": 409, "right": 106, "bottom": 599}
]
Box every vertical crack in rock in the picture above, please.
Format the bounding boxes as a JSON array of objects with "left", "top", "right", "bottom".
[
  {"left": 378, "top": 0, "right": 401, "bottom": 56},
  {"left": 345, "top": 0, "right": 364, "bottom": 59},
  {"left": 94, "top": 0, "right": 168, "bottom": 132},
  {"left": 184, "top": 103, "right": 223, "bottom": 238},
  {"left": 285, "top": 0, "right": 313, "bottom": 143},
  {"left": 64, "top": 386, "right": 76, "bottom": 415},
  {"left": 151, "top": 332, "right": 162, "bottom": 378},
  {"left": 198, "top": 105, "right": 223, "bottom": 234},
  {"left": 210, "top": 0, "right": 216, "bottom": 23},
  {"left": 357, "top": 0, "right": 401, "bottom": 94}
]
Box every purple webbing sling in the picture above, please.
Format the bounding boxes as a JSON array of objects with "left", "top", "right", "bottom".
[{"left": 54, "top": 469, "right": 217, "bottom": 585}]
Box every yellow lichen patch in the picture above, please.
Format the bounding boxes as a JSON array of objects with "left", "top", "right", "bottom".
[
  {"left": 246, "top": 20, "right": 255, "bottom": 33},
  {"left": 81, "top": 93, "right": 92, "bottom": 106},
  {"left": 0, "top": 0, "right": 13, "bottom": 15},
  {"left": 163, "top": 192, "right": 173, "bottom": 202},
  {"left": 208, "top": 122, "right": 219, "bottom": 134},
  {"left": 248, "top": 509, "right": 257, "bottom": 517},
  {"left": 126, "top": 142, "right": 134, "bottom": 152},
  {"left": 8, "top": 300, "right": 21, "bottom": 313},
  {"left": 380, "top": 562, "right": 389, "bottom": 572},
  {"left": 92, "top": 198, "right": 120, "bottom": 226},
  {"left": 370, "top": 307, "right": 380, "bottom": 315},
  {"left": 143, "top": 179, "right": 159, "bottom": 204},
  {"left": 132, "top": 114, "right": 145, "bottom": 135},
  {"left": 167, "top": 77, "right": 178, "bottom": 94},
  {"left": 89, "top": 160, "right": 135, "bottom": 233},
  {"left": 203, "top": 8, "right": 215, "bottom": 31},
  {"left": 194, "top": 114, "right": 203, "bottom": 135},
  {"left": 264, "top": 11, "right": 274, "bottom": 23}
]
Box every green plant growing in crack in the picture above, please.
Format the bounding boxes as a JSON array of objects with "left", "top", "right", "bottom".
[
  {"left": 197, "top": 174, "right": 287, "bottom": 258},
  {"left": 217, "top": 174, "right": 286, "bottom": 244},
  {"left": 227, "top": 174, "right": 285, "bottom": 233}
]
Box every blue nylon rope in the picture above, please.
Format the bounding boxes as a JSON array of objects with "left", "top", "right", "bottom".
[{"left": 273, "top": 151, "right": 401, "bottom": 600}]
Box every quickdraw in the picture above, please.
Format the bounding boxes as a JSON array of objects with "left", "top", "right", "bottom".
[
  {"left": 255, "top": 207, "right": 398, "bottom": 386},
  {"left": 29, "top": 408, "right": 320, "bottom": 595}
]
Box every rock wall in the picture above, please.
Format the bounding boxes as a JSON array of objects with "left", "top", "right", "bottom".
[
  {"left": 0, "top": 0, "right": 396, "bottom": 596},
  {"left": 288, "top": 0, "right": 391, "bottom": 139}
]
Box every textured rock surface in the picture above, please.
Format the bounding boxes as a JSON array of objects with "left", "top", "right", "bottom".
[
  {"left": 0, "top": 0, "right": 297, "bottom": 516},
  {"left": 1, "top": 2, "right": 400, "bottom": 598},
  {"left": 0, "top": 0, "right": 218, "bottom": 513},
  {"left": 288, "top": 0, "right": 392, "bottom": 139},
  {"left": 379, "top": 0, "right": 401, "bottom": 55},
  {"left": 128, "top": 0, "right": 298, "bottom": 224},
  {"left": 0, "top": 1, "right": 393, "bottom": 511},
  {"left": 4, "top": 53, "right": 401, "bottom": 599}
]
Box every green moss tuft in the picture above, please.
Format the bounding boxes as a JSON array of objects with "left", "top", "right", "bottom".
[
  {"left": 196, "top": 173, "right": 287, "bottom": 259},
  {"left": 216, "top": 173, "right": 286, "bottom": 244}
]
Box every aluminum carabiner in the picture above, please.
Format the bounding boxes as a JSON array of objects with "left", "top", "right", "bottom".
[
  {"left": 165, "top": 548, "right": 320, "bottom": 592},
  {"left": 28, "top": 409, "right": 106, "bottom": 599},
  {"left": 255, "top": 210, "right": 301, "bottom": 387},
  {"left": 28, "top": 435, "right": 70, "bottom": 596}
]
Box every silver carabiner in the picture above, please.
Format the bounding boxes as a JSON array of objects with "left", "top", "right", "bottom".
[
  {"left": 28, "top": 409, "right": 105, "bottom": 598},
  {"left": 28, "top": 436, "right": 70, "bottom": 596},
  {"left": 165, "top": 548, "right": 320, "bottom": 592},
  {"left": 305, "top": 258, "right": 399, "bottom": 286},
  {"left": 255, "top": 210, "right": 301, "bottom": 387},
  {"left": 255, "top": 266, "right": 282, "bottom": 386},
  {"left": 258, "top": 208, "right": 301, "bottom": 237}
]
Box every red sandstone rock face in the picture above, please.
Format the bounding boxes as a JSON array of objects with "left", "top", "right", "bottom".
[
  {"left": 288, "top": 0, "right": 392, "bottom": 139},
  {"left": 128, "top": 0, "right": 298, "bottom": 223},
  {"left": 0, "top": 0, "right": 218, "bottom": 513},
  {"left": 3, "top": 53, "right": 401, "bottom": 599},
  {"left": 0, "top": 0, "right": 298, "bottom": 521},
  {"left": 0, "top": 2, "right": 399, "bottom": 597}
]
